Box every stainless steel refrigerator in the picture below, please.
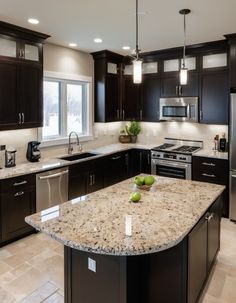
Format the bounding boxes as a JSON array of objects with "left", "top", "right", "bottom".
[{"left": 230, "top": 93, "right": 236, "bottom": 221}]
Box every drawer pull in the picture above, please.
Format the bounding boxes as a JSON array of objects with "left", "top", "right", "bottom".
[
  {"left": 111, "top": 156, "right": 121, "bottom": 160},
  {"left": 202, "top": 162, "right": 216, "bottom": 167},
  {"left": 14, "top": 191, "right": 24, "bottom": 197},
  {"left": 205, "top": 212, "right": 214, "bottom": 221},
  {"left": 202, "top": 173, "right": 216, "bottom": 178},
  {"left": 13, "top": 181, "right": 27, "bottom": 186}
]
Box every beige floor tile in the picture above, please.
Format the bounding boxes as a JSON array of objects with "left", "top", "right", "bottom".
[
  {"left": 0, "top": 249, "right": 12, "bottom": 260},
  {"left": 0, "top": 260, "right": 13, "bottom": 275},
  {"left": 9, "top": 262, "right": 32, "bottom": 278},
  {"left": 3, "top": 268, "right": 48, "bottom": 301},
  {"left": 20, "top": 281, "right": 58, "bottom": 303},
  {"left": 0, "top": 286, "right": 16, "bottom": 303},
  {"left": 221, "top": 276, "right": 236, "bottom": 302},
  {"left": 43, "top": 291, "right": 64, "bottom": 303}
]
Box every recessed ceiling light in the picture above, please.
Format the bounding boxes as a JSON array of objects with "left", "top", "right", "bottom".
[
  {"left": 69, "top": 43, "right": 77, "bottom": 47},
  {"left": 122, "top": 46, "right": 131, "bottom": 50},
  {"left": 28, "top": 18, "right": 39, "bottom": 25},
  {"left": 94, "top": 38, "right": 103, "bottom": 43}
]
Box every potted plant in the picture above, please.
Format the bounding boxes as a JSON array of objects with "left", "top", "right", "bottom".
[
  {"left": 119, "top": 128, "right": 131, "bottom": 143},
  {"left": 126, "top": 121, "right": 141, "bottom": 143}
]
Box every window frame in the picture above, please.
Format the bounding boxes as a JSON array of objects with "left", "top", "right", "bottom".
[{"left": 38, "top": 71, "right": 93, "bottom": 148}]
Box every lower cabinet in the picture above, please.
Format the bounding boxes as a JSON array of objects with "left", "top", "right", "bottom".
[
  {"left": 188, "top": 196, "right": 221, "bottom": 303},
  {"left": 0, "top": 174, "right": 36, "bottom": 244},
  {"left": 104, "top": 151, "right": 131, "bottom": 187},
  {"left": 131, "top": 149, "right": 151, "bottom": 176},
  {"left": 192, "top": 156, "right": 229, "bottom": 217},
  {"left": 68, "top": 158, "right": 105, "bottom": 200}
]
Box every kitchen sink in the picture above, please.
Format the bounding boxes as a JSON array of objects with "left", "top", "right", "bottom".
[{"left": 59, "top": 152, "right": 98, "bottom": 161}]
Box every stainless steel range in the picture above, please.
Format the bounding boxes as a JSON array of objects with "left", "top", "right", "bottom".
[{"left": 151, "top": 138, "right": 203, "bottom": 180}]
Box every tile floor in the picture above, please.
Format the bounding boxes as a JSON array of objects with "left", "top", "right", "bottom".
[{"left": 0, "top": 218, "right": 235, "bottom": 302}]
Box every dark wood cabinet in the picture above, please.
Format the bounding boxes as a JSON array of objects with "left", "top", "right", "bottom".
[
  {"left": 0, "top": 174, "right": 36, "bottom": 244},
  {"left": 161, "top": 72, "right": 199, "bottom": 98},
  {"left": 200, "top": 69, "right": 229, "bottom": 124},
  {"left": 0, "top": 21, "right": 49, "bottom": 130},
  {"left": 92, "top": 50, "right": 123, "bottom": 122},
  {"left": 207, "top": 197, "right": 221, "bottom": 271},
  {"left": 122, "top": 75, "right": 140, "bottom": 121},
  {"left": 188, "top": 196, "right": 222, "bottom": 303},
  {"left": 225, "top": 34, "right": 236, "bottom": 90},
  {"left": 192, "top": 156, "right": 229, "bottom": 217},
  {"left": 131, "top": 149, "right": 151, "bottom": 176},
  {"left": 140, "top": 74, "right": 160, "bottom": 122},
  {"left": 104, "top": 151, "right": 130, "bottom": 187},
  {"left": 188, "top": 215, "right": 208, "bottom": 303},
  {"left": 68, "top": 158, "right": 105, "bottom": 200}
]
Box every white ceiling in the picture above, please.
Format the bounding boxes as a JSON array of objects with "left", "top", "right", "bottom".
[{"left": 1, "top": 0, "right": 236, "bottom": 55}]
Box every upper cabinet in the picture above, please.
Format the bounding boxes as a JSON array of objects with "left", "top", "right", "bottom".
[
  {"left": 161, "top": 57, "right": 198, "bottom": 98},
  {"left": 92, "top": 50, "right": 123, "bottom": 122},
  {"left": 0, "top": 21, "right": 49, "bottom": 130},
  {"left": 199, "top": 52, "right": 229, "bottom": 125},
  {"left": 92, "top": 40, "right": 229, "bottom": 124}
]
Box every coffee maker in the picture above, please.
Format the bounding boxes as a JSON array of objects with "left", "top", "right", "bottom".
[{"left": 26, "top": 141, "right": 41, "bottom": 162}]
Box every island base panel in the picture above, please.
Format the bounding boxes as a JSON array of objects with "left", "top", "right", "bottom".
[{"left": 64, "top": 240, "right": 187, "bottom": 303}]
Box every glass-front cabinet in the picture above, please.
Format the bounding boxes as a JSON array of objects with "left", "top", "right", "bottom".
[{"left": 0, "top": 35, "right": 41, "bottom": 62}]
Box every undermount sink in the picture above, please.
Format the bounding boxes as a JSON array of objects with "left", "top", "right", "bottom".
[{"left": 59, "top": 152, "right": 98, "bottom": 161}]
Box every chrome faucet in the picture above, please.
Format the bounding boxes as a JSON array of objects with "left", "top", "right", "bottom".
[{"left": 68, "top": 131, "right": 82, "bottom": 155}]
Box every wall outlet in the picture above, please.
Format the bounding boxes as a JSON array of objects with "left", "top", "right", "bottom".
[{"left": 88, "top": 257, "right": 96, "bottom": 273}]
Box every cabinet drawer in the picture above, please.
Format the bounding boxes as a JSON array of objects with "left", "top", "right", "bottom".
[
  {"left": 192, "top": 156, "right": 228, "bottom": 184},
  {"left": 0, "top": 174, "right": 35, "bottom": 194}
]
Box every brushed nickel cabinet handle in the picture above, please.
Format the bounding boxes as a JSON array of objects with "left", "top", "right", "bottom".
[
  {"left": 123, "top": 110, "right": 125, "bottom": 120},
  {"left": 140, "top": 109, "right": 143, "bottom": 120},
  {"left": 89, "top": 174, "right": 93, "bottom": 186},
  {"left": 14, "top": 191, "right": 24, "bottom": 197},
  {"left": 202, "top": 173, "right": 216, "bottom": 178},
  {"left": 14, "top": 180, "right": 27, "bottom": 186},
  {"left": 19, "top": 113, "right": 21, "bottom": 124},
  {"left": 22, "top": 113, "right": 24, "bottom": 124},
  {"left": 176, "top": 85, "right": 178, "bottom": 96},
  {"left": 205, "top": 212, "right": 214, "bottom": 221},
  {"left": 111, "top": 156, "right": 121, "bottom": 160},
  {"left": 202, "top": 162, "right": 216, "bottom": 167},
  {"left": 117, "top": 109, "right": 119, "bottom": 119}
]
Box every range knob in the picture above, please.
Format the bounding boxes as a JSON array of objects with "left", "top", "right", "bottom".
[{"left": 179, "top": 157, "right": 186, "bottom": 160}]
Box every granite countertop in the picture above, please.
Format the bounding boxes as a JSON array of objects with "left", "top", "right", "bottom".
[
  {"left": 0, "top": 143, "right": 228, "bottom": 180},
  {"left": 0, "top": 143, "right": 157, "bottom": 180},
  {"left": 194, "top": 149, "right": 228, "bottom": 160},
  {"left": 25, "top": 176, "right": 225, "bottom": 256}
]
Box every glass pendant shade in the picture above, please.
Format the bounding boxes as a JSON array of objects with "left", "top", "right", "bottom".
[
  {"left": 180, "top": 67, "right": 188, "bottom": 85},
  {"left": 133, "top": 59, "right": 142, "bottom": 84}
]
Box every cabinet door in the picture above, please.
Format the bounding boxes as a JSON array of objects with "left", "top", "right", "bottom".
[
  {"left": 104, "top": 153, "right": 127, "bottom": 186},
  {"left": 188, "top": 216, "right": 208, "bottom": 303},
  {"left": 1, "top": 188, "right": 35, "bottom": 242},
  {"left": 87, "top": 159, "right": 105, "bottom": 194},
  {"left": 200, "top": 70, "right": 229, "bottom": 124},
  {"left": 161, "top": 74, "right": 179, "bottom": 97},
  {"left": 132, "top": 150, "right": 151, "bottom": 175},
  {"left": 19, "top": 64, "right": 43, "bottom": 128},
  {"left": 0, "top": 61, "right": 19, "bottom": 129},
  {"left": 106, "top": 74, "right": 120, "bottom": 121},
  {"left": 68, "top": 164, "right": 88, "bottom": 200},
  {"left": 207, "top": 196, "right": 221, "bottom": 271},
  {"left": 141, "top": 75, "right": 160, "bottom": 122},
  {"left": 122, "top": 76, "right": 140, "bottom": 120},
  {"left": 181, "top": 72, "right": 199, "bottom": 97}
]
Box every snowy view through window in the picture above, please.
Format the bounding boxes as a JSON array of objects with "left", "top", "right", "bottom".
[{"left": 43, "top": 80, "right": 86, "bottom": 139}]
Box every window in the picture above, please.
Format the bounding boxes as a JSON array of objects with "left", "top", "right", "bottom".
[{"left": 41, "top": 72, "right": 92, "bottom": 145}]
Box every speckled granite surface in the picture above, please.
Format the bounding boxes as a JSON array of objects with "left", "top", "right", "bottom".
[
  {"left": 25, "top": 176, "right": 225, "bottom": 256},
  {"left": 194, "top": 149, "right": 228, "bottom": 160}
]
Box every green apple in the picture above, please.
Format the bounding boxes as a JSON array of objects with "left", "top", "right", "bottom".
[
  {"left": 134, "top": 176, "right": 145, "bottom": 186},
  {"left": 144, "top": 175, "right": 155, "bottom": 186},
  {"left": 130, "top": 192, "right": 141, "bottom": 202}
]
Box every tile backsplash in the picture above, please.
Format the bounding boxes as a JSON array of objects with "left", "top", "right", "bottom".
[{"left": 0, "top": 122, "right": 228, "bottom": 164}]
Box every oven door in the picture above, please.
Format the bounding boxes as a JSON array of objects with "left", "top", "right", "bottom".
[{"left": 151, "top": 159, "right": 192, "bottom": 180}]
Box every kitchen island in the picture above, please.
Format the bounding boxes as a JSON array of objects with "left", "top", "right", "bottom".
[{"left": 26, "top": 176, "right": 225, "bottom": 303}]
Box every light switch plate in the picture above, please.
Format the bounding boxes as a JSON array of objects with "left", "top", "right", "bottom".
[{"left": 88, "top": 257, "right": 96, "bottom": 272}]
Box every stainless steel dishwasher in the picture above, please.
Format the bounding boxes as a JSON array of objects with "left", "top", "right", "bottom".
[{"left": 36, "top": 167, "right": 69, "bottom": 212}]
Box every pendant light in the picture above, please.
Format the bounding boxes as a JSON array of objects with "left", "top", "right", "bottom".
[
  {"left": 179, "top": 9, "right": 190, "bottom": 85},
  {"left": 133, "top": 0, "right": 142, "bottom": 84}
]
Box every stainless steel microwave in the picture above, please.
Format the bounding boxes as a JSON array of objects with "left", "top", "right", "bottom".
[{"left": 159, "top": 97, "right": 198, "bottom": 122}]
